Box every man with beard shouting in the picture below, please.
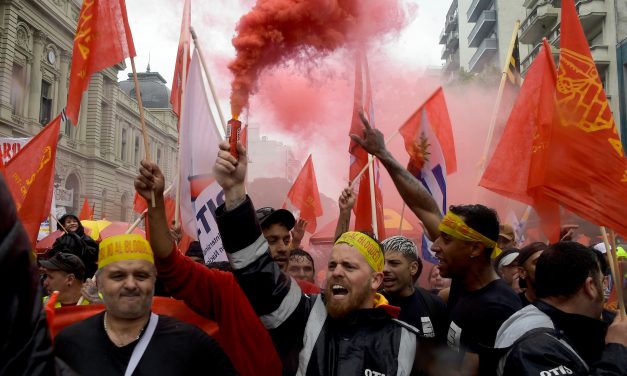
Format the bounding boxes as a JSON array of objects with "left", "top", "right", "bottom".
[{"left": 213, "top": 141, "right": 421, "bottom": 376}]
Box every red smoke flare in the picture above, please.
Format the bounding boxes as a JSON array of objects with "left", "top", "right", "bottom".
[{"left": 228, "top": 0, "right": 412, "bottom": 118}]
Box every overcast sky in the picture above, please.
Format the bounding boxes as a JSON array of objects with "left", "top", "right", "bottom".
[{"left": 120, "top": 0, "right": 451, "bottom": 91}]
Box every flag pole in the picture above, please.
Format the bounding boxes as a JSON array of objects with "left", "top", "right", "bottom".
[
  {"left": 190, "top": 26, "right": 227, "bottom": 134},
  {"left": 125, "top": 210, "right": 147, "bottom": 234},
  {"left": 129, "top": 56, "right": 155, "bottom": 208},
  {"left": 601, "top": 226, "right": 626, "bottom": 319},
  {"left": 174, "top": 33, "right": 189, "bottom": 227},
  {"left": 476, "top": 20, "right": 521, "bottom": 179},
  {"left": 609, "top": 229, "right": 626, "bottom": 319},
  {"left": 350, "top": 130, "right": 400, "bottom": 187},
  {"left": 367, "top": 154, "right": 378, "bottom": 238},
  {"left": 398, "top": 203, "right": 406, "bottom": 236}
]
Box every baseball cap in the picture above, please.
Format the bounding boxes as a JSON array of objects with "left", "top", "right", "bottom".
[
  {"left": 495, "top": 249, "right": 520, "bottom": 270},
  {"left": 499, "top": 224, "right": 515, "bottom": 241},
  {"left": 517, "top": 242, "right": 548, "bottom": 266},
  {"left": 40, "top": 253, "right": 86, "bottom": 281},
  {"left": 256, "top": 207, "right": 296, "bottom": 230}
]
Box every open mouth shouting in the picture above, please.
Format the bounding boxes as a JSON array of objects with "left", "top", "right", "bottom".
[{"left": 330, "top": 283, "right": 349, "bottom": 300}]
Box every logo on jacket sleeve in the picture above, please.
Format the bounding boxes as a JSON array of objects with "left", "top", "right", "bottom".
[
  {"left": 364, "top": 370, "right": 385, "bottom": 376},
  {"left": 540, "top": 365, "right": 573, "bottom": 376}
]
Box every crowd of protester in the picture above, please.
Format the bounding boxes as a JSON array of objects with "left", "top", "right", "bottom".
[{"left": 2, "top": 123, "right": 627, "bottom": 375}]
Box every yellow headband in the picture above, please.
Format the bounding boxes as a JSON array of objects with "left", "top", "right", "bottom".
[
  {"left": 439, "top": 211, "right": 502, "bottom": 259},
  {"left": 335, "top": 232, "right": 384, "bottom": 272},
  {"left": 98, "top": 234, "right": 154, "bottom": 269}
]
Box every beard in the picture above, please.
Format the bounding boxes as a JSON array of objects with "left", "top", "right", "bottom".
[{"left": 325, "top": 276, "right": 372, "bottom": 319}]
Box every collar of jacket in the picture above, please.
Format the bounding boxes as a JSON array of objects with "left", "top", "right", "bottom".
[{"left": 534, "top": 300, "right": 607, "bottom": 364}]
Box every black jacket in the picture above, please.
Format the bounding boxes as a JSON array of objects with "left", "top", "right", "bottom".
[
  {"left": 216, "top": 196, "right": 420, "bottom": 376},
  {"left": 495, "top": 301, "right": 627, "bottom": 375},
  {"left": 49, "top": 217, "right": 98, "bottom": 278}
]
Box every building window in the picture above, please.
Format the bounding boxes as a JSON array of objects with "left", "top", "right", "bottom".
[
  {"left": 11, "top": 63, "right": 25, "bottom": 115},
  {"left": 39, "top": 80, "right": 52, "bottom": 125},
  {"left": 121, "top": 128, "right": 127, "bottom": 161},
  {"left": 157, "top": 148, "right": 162, "bottom": 166},
  {"left": 134, "top": 136, "right": 140, "bottom": 164}
]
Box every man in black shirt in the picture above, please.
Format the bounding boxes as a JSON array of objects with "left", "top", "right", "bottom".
[
  {"left": 381, "top": 235, "right": 447, "bottom": 343},
  {"left": 495, "top": 242, "right": 627, "bottom": 375},
  {"left": 432, "top": 205, "right": 521, "bottom": 376},
  {"left": 54, "top": 234, "right": 235, "bottom": 376}
]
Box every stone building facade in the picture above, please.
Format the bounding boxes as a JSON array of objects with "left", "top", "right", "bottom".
[{"left": 0, "top": 0, "right": 178, "bottom": 222}]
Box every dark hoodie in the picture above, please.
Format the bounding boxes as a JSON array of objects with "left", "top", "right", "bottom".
[
  {"left": 49, "top": 214, "right": 98, "bottom": 278},
  {"left": 0, "top": 174, "right": 59, "bottom": 375}
]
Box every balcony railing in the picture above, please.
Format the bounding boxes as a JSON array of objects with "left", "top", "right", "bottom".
[
  {"left": 467, "top": 0, "right": 492, "bottom": 23},
  {"left": 469, "top": 37, "right": 498, "bottom": 72},
  {"left": 468, "top": 10, "right": 497, "bottom": 47}
]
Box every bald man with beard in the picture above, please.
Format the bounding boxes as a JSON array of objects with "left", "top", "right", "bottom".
[{"left": 213, "top": 140, "right": 422, "bottom": 376}]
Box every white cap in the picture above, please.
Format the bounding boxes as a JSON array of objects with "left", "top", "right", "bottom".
[
  {"left": 593, "top": 243, "right": 607, "bottom": 254},
  {"left": 497, "top": 252, "right": 520, "bottom": 270}
]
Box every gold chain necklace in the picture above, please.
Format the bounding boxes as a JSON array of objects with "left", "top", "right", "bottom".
[{"left": 103, "top": 313, "right": 144, "bottom": 347}]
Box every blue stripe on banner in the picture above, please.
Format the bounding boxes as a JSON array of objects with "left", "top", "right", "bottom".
[
  {"left": 431, "top": 164, "right": 447, "bottom": 213},
  {"left": 421, "top": 235, "right": 439, "bottom": 264}
]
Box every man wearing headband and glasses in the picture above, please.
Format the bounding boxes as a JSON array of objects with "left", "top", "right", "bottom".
[
  {"left": 213, "top": 141, "right": 422, "bottom": 375},
  {"left": 351, "top": 115, "right": 521, "bottom": 376}
]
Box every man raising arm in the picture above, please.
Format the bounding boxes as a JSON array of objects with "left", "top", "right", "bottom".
[{"left": 350, "top": 113, "right": 442, "bottom": 240}]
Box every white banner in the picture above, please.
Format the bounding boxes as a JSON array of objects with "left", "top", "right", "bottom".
[
  {"left": 194, "top": 182, "right": 228, "bottom": 264},
  {"left": 55, "top": 187, "right": 73, "bottom": 207},
  {"left": 1, "top": 137, "right": 31, "bottom": 164},
  {"left": 179, "top": 50, "right": 226, "bottom": 264}
]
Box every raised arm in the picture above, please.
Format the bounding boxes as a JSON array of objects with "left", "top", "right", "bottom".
[
  {"left": 334, "top": 186, "right": 355, "bottom": 241},
  {"left": 350, "top": 113, "right": 442, "bottom": 240},
  {"left": 213, "top": 141, "right": 307, "bottom": 327},
  {"left": 134, "top": 161, "right": 173, "bottom": 258}
]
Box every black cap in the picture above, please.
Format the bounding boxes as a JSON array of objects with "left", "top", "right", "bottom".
[
  {"left": 516, "top": 242, "right": 549, "bottom": 267},
  {"left": 40, "top": 252, "right": 86, "bottom": 281},
  {"left": 256, "top": 207, "right": 296, "bottom": 230}
]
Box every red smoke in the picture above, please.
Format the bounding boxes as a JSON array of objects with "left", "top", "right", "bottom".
[{"left": 228, "top": 0, "right": 413, "bottom": 117}]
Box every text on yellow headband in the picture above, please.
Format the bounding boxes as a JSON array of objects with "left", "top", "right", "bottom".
[
  {"left": 98, "top": 234, "right": 154, "bottom": 269},
  {"left": 439, "top": 211, "right": 502, "bottom": 259},
  {"left": 335, "top": 232, "right": 384, "bottom": 272}
]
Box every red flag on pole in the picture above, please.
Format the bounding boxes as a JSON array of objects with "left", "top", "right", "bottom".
[
  {"left": 283, "top": 155, "right": 323, "bottom": 234},
  {"left": 480, "top": 40, "right": 561, "bottom": 241},
  {"left": 170, "top": 0, "right": 191, "bottom": 118},
  {"left": 5, "top": 116, "right": 61, "bottom": 246},
  {"left": 79, "top": 197, "right": 91, "bottom": 220},
  {"left": 349, "top": 50, "right": 385, "bottom": 240},
  {"left": 354, "top": 164, "right": 386, "bottom": 240},
  {"left": 540, "top": 0, "right": 627, "bottom": 236},
  {"left": 65, "top": 0, "right": 137, "bottom": 125}
]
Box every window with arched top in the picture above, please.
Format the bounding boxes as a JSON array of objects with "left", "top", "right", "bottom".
[
  {"left": 120, "top": 192, "right": 129, "bottom": 222},
  {"left": 64, "top": 173, "right": 80, "bottom": 214}
]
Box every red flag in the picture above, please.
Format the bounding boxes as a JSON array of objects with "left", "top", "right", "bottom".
[
  {"left": 133, "top": 191, "right": 147, "bottom": 214},
  {"left": 480, "top": 40, "right": 561, "bottom": 241},
  {"left": 348, "top": 51, "right": 371, "bottom": 182},
  {"left": 170, "top": 0, "right": 191, "bottom": 118},
  {"left": 79, "top": 197, "right": 91, "bottom": 220},
  {"left": 90, "top": 203, "right": 96, "bottom": 220},
  {"left": 354, "top": 163, "right": 386, "bottom": 240},
  {"left": 66, "top": 0, "right": 137, "bottom": 125},
  {"left": 5, "top": 115, "right": 61, "bottom": 246},
  {"left": 284, "top": 155, "right": 323, "bottom": 233},
  {"left": 347, "top": 51, "right": 386, "bottom": 240},
  {"left": 539, "top": 0, "right": 627, "bottom": 236}
]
